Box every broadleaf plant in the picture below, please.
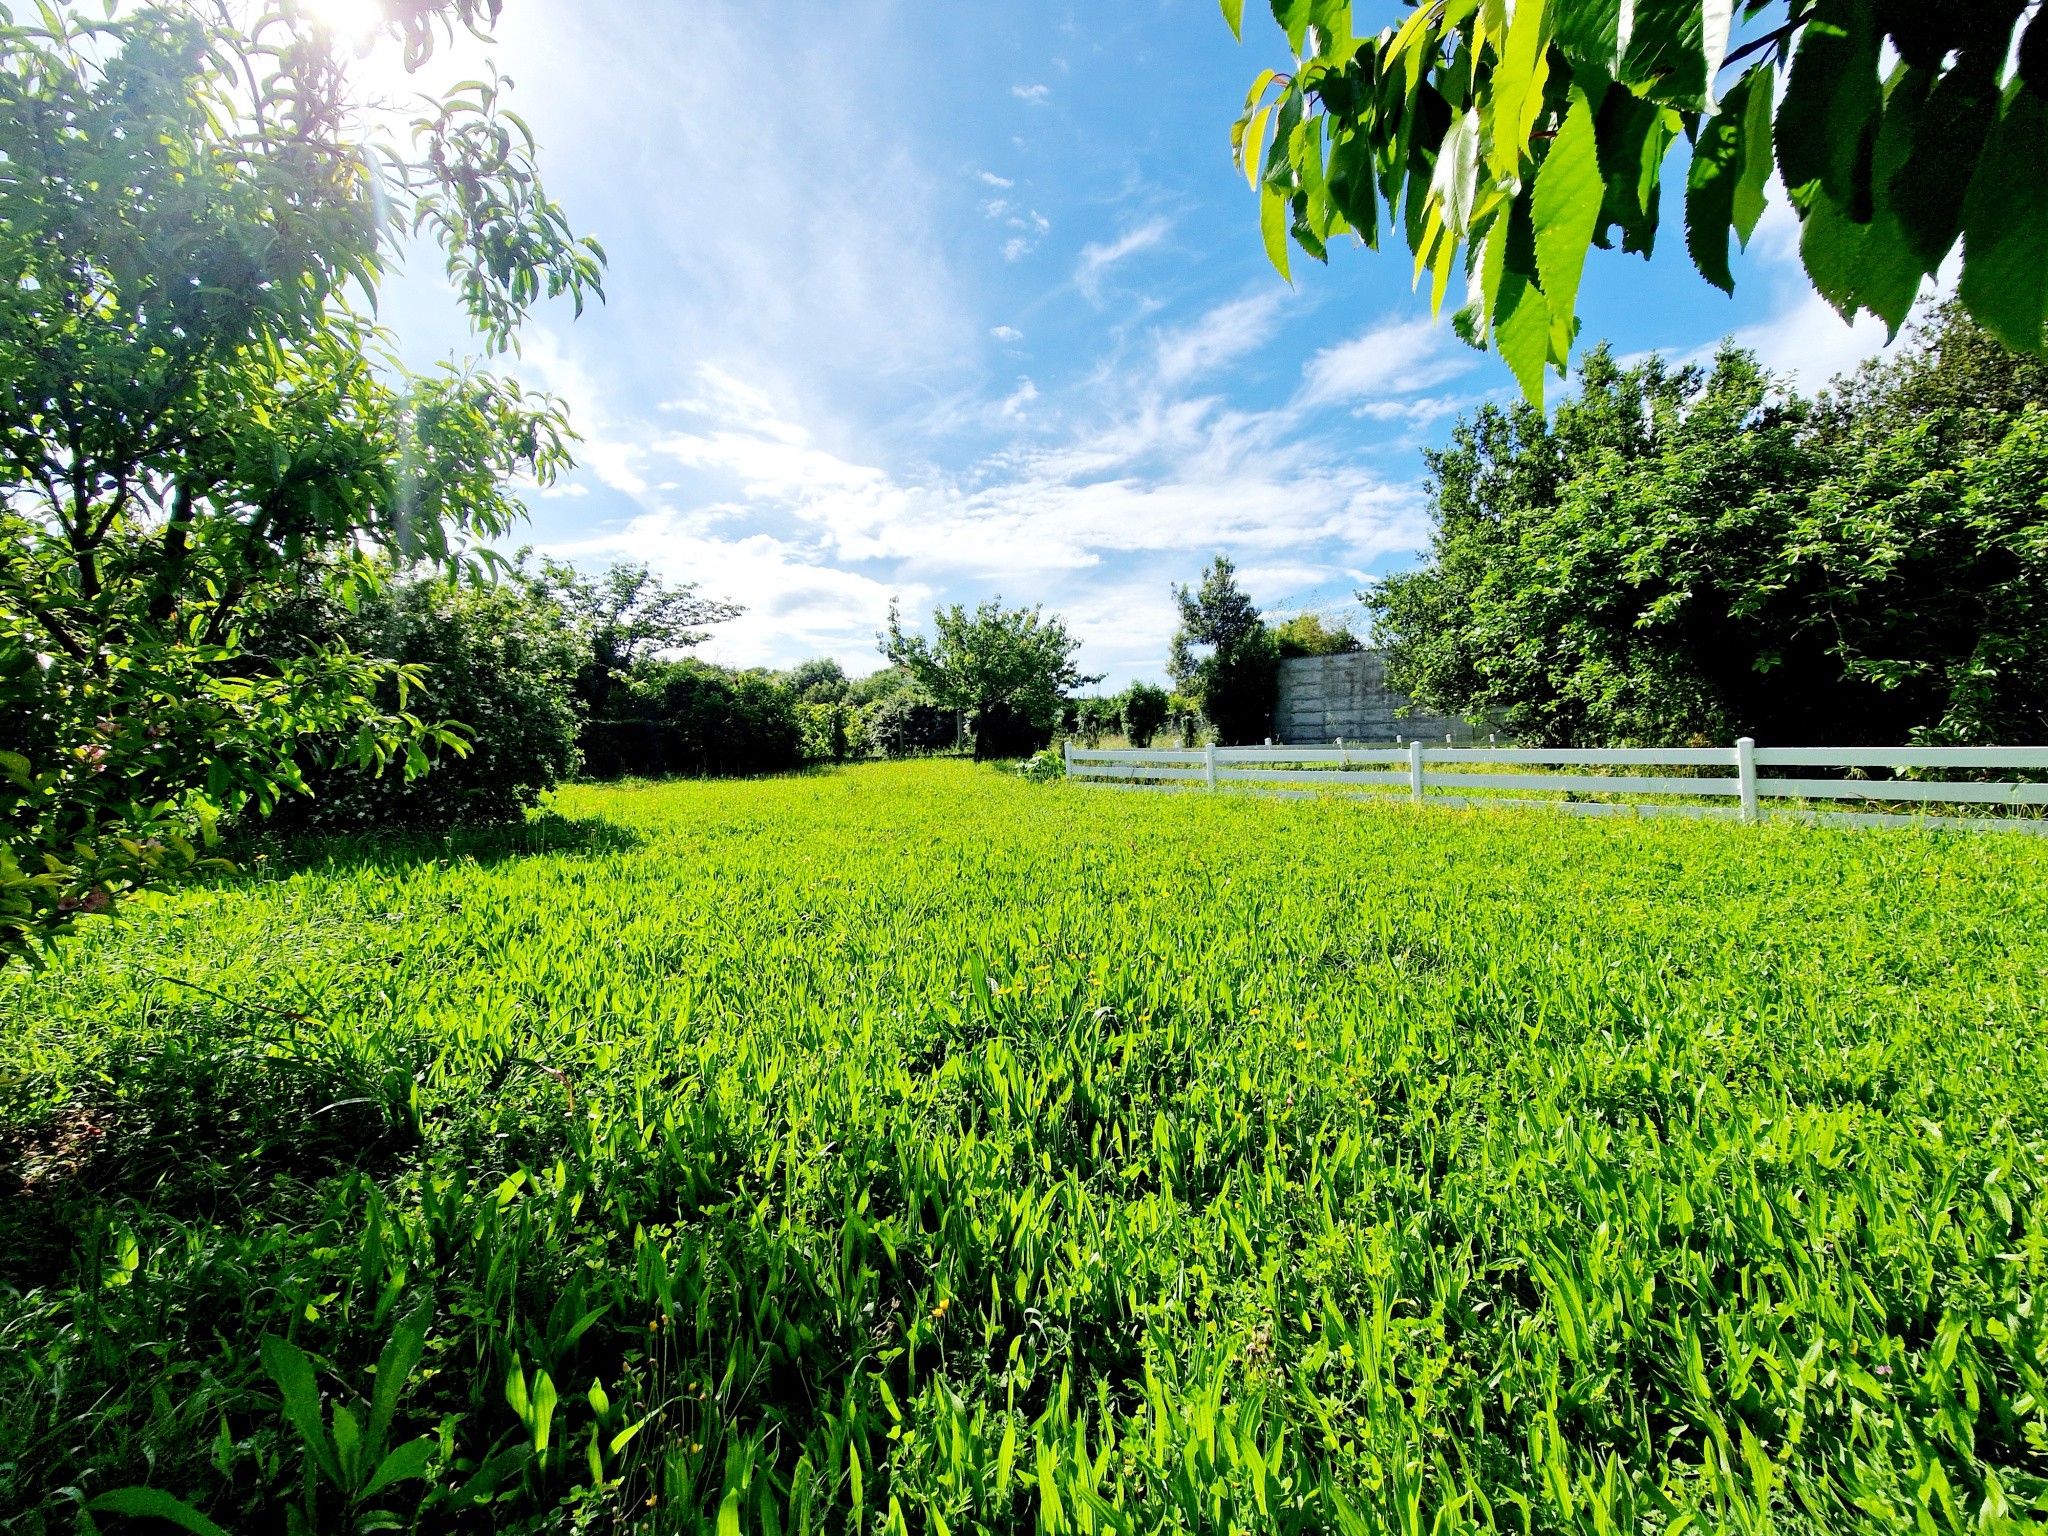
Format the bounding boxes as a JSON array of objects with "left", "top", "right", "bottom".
[{"left": 1227, "top": 0, "right": 2048, "bottom": 405}]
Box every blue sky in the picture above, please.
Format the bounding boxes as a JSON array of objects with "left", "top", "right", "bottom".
[{"left": 352, "top": 0, "right": 1910, "bottom": 689}]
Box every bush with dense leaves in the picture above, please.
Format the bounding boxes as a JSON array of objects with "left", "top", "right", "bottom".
[
  {"left": 1369, "top": 306, "right": 2048, "bottom": 747},
  {"left": 265, "top": 577, "right": 583, "bottom": 832},
  {"left": 861, "top": 692, "right": 961, "bottom": 757},
  {"left": 1118, "top": 682, "right": 1171, "bottom": 748},
  {"left": 583, "top": 660, "right": 804, "bottom": 779}
]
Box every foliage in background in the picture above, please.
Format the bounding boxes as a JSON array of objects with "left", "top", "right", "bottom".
[
  {"left": 1273, "top": 612, "right": 1364, "bottom": 657},
  {"left": 1170, "top": 556, "right": 1278, "bottom": 745},
  {"left": 1227, "top": 0, "right": 2048, "bottom": 404},
  {"left": 3, "top": 765, "right": 2045, "bottom": 1531},
  {"left": 582, "top": 659, "right": 804, "bottom": 779},
  {"left": 1367, "top": 304, "right": 2048, "bottom": 747},
  {"left": 519, "top": 554, "right": 740, "bottom": 719},
  {"left": 0, "top": 0, "right": 599, "bottom": 963},
  {"left": 882, "top": 598, "right": 1099, "bottom": 761},
  {"left": 262, "top": 574, "right": 583, "bottom": 832},
  {"left": 1119, "top": 681, "right": 1173, "bottom": 748}
]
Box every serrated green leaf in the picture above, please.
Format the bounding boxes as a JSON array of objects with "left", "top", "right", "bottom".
[
  {"left": 1891, "top": 61, "right": 1997, "bottom": 270},
  {"left": 1733, "top": 62, "right": 1776, "bottom": 244},
  {"left": 365, "top": 1299, "right": 431, "bottom": 1465},
  {"left": 1271, "top": 0, "right": 1312, "bottom": 55},
  {"left": 86, "top": 1489, "right": 231, "bottom": 1536},
  {"left": 1552, "top": 0, "right": 1620, "bottom": 86},
  {"left": 1534, "top": 87, "right": 1602, "bottom": 353},
  {"left": 1219, "top": 0, "right": 1245, "bottom": 41},
  {"left": 1686, "top": 73, "right": 1750, "bottom": 293},
  {"left": 260, "top": 1335, "right": 342, "bottom": 1487},
  {"left": 1486, "top": 0, "right": 1551, "bottom": 185},
  {"left": 1777, "top": 0, "right": 1856, "bottom": 193},
  {"left": 1959, "top": 83, "right": 2048, "bottom": 355},
  {"left": 1619, "top": 0, "right": 1707, "bottom": 107}
]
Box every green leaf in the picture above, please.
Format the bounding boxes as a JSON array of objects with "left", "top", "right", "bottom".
[
  {"left": 1431, "top": 108, "right": 1483, "bottom": 235},
  {"left": 1486, "top": 0, "right": 1551, "bottom": 184},
  {"left": 1686, "top": 73, "right": 1751, "bottom": 293},
  {"left": 1776, "top": 0, "right": 1858, "bottom": 193},
  {"left": 1219, "top": 0, "right": 1245, "bottom": 41},
  {"left": 718, "top": 1484, "right": 745, "bottom": 1536},
  {"left": 1552, "top": 0, "right": 1620, "bottom": 86},
  {"left": 360, "top": 1438, "right": 436, "bottom": 1499},
  {"left": 86, "top": 1489, "right": 232, "bottom": 1536},
  {"left": 1891, "top": 61, "right": 1999, "bottom": 270},
  {"left": 260, "top": 1335, "right": 343, "bottom": 1487},
  {"left": 1261, "top": 182, "right": 1294, "bottom": 281},
  {"left": 1271, "top": 0, "right": 1312, "bottom": 55},
  {"left": 1959, "top": 83, "right": 2048, "bottom": 355},
  {"left": 1619, "top": 0, "right": 1707, "bottom": 108},
  {"left": 364, "top": 1299, "right": 431, "bottom": 1465},
  {"left": 1534, "top": 87, "right": 1602, "bottom": 353},
  {"left": 1732, "top": 62, "right": 1776, "bottom": 244}
]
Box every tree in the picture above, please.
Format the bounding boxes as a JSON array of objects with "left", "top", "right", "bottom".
[
  {"left": 1225, "top": 1, "right": 2048, "bottom": 406},
  {"left": 1366, "top": 305, "right": 2048, "bottom": 746},
  {"left": 0, "top": 0, "right": 601, "bottom": 961},
  {"left": 520, "top": 554, "right": 741, "bottom": 716},
  {"left": 1169, "top": 557, "right": 1278, "bottom": 745},
  {"left": 881, "top": 599, "right": 1099, "bottom": 761}
]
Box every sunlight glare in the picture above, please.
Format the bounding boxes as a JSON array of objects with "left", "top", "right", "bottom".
[{"left": 304, "top": 0, "right": 386, "bottom": 46}]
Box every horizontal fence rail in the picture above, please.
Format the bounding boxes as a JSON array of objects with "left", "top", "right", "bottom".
[{"left": 1063, "top": 738, "right": 2048, "bottom": 835}]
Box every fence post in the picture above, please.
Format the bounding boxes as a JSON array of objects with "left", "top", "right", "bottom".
[
  {"left": 1204, "top": 742, "right": 1217, "bottom": 789},
  {"left": 1736, "top": 736, "right": 1759, "bottom": 824},
  {"left": 1062, "top": 738, "right": 1071, "bottom": 776},
  {"left": 1409, "top": 738, "right": 1426, "bottom": 805}
]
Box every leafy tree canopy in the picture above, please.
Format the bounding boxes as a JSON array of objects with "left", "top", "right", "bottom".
[
  {"left": 881, "top": 599, "right": 1099, "bottom": 760},
  {"left": 0, "top": 0, "right": 600, "bottom": 961},
  {"left": 518, "top": 553, "right": 741, "bottom": 716},
  {"left": 1227, "top": 0, "right": 2048, "bottom": 405},
  {"left": 1366, "top": 302, "right": 2048, "bottom": 746},
  {"left": 1170, "top": 556, "right": 1279, "bottom": 744}
]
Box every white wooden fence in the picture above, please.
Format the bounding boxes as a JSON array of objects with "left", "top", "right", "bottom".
[{"left": 1063, "top": 738, "right": 2048, "bottom": 834}]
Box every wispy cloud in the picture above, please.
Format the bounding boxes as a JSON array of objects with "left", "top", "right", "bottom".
[
  {"left": 1012, "top": 83, "right": 1049, "bottom": 103},
  {"left": 990, "top": 325, "right": 1023, "bottom": 341},
  {"left": 1301, "top": 316, "right": 1478, "bottom": 404},
  {"left": 1155, "top": 292, "right": 1285, "bottom": 387},
  {"left": 976, "top": 169, "right": 1013, "bottom": 187},
  {"left": 1075, "top": 219, "right": 1170, "bottom": 301}
]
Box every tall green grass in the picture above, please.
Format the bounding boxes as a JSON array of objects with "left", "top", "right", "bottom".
[{"left": 3, "top": 761, "right": 2046, "bottom": 1534}]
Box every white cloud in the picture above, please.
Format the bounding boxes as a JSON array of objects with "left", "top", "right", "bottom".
[
  {"left": 1012, "top": 83, "right": 1050, "bottom": 103},
  {"left": 999, "top": 377, "right": 1039, "bottom": 419},
  {"left": 1154, "top": 291, "right": 1285, "bottom": 387},
  {"left": 1075, "top": 219, "right": 1170, "bottom": 300},
  {"left": 977, "top": 169, "right": 1013, "bottom": 187},
  {"left": 981, "top": 198, "right": 1010, "bottom": 218},
  {"left": 990, "top": 325, "right": 1023, "bottom": 341},
  {"left": 1301, "top": 316, "right": 1478, "bottom": 404},
  {"left": 1002, "top": 237, "right": 1033, "bottom": 262}
]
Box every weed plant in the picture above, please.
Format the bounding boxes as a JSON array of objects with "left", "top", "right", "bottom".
[{"left": 2, "top": 762, "right": 2046, "bottom": 1533}]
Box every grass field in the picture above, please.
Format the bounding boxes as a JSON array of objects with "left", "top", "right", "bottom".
[{"left": 4, "top": 761, "right": 2047, "bottom": 1535}]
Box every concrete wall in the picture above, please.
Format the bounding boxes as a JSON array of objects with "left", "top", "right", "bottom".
[{"left": 1271, "top": 652, "right": 1476, "bottom": 744}]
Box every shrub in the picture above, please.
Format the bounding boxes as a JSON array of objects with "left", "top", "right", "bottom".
[
  {"left": 1069, "top": 695, "right": 1122, "bottom": 746},
  {"left": 586, "top": 661, "right": 803, "bottom": 778},
  {"left": 862, "top": 693, "right": 960, "bottom": 757},
  {"left": 1118, "top": 683, "right": 1171, "bottom": 747},
  {"left": 266, "top": 576, "right": 583, "bottom": 832},
  {"left": 798, "top": 702, "right": 849, "bottom": 762}
]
